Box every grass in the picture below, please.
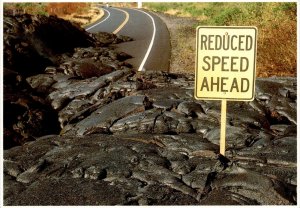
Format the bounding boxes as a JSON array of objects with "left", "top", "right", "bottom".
[
  {"left": 4, "top": 3, "right": 48, "bottom": 15},
  {"left": 4, "top": 3, "right": 92, "bottom": 16},
  {"left": 144, "top": 2, "right": 297, "bottom": 77}
]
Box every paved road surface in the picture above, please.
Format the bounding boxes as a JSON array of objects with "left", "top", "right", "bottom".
[{"left": 86, "top": 7, "right": 170, "bottom": 72}]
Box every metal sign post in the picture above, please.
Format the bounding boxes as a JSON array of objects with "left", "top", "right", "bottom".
[{"left": 195, "top": 26, "right": 257, "bottom": 156}]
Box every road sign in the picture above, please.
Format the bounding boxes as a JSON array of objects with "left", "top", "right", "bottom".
[
  {"left": 194, "top": 26, "right": 258, "bottom": 156},
  {"left": 195, "top": 26, "right": 257, "bottom": 101}
]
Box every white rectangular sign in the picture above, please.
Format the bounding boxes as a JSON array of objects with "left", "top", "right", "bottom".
[{"left": 195, "top": 26, "right": 257, "bottom": 101}]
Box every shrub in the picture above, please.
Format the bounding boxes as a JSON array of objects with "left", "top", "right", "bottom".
[
  {"left": 213, "top": 7, "right": 243, "bottom": 25},
  {"left": 4, "top": 3, "right": 48, "bottom": 15},
  {"left": 46, "top": 3, "right": 90, "bottom": 16}
]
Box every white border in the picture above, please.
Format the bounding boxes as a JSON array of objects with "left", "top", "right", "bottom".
[{"left": 1, "top": 1, "right": 299, "bottom": 208}]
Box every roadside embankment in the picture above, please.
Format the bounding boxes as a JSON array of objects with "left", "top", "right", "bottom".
[{"left": 144, "top": 2, "right": 296, "bottom": 77}]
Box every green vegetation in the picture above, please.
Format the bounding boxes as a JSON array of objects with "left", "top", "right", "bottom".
[
  {"left": 4, "top": 3, "right": 92, "bottom": 16},
  {"left": 144, "top": 2, "right": 296, "bottom": 25},
  {"left": 4, "top": 3, "right": 48, "bottom": 15},
  {"left": 143, "top": 2, "right": 207, "bottom": 17},
  {"left": 144, "top": 2, "right": 296, "bottom": 76},
  {"left": 3, "top": 3, "right": 96, "bottom": 26}
]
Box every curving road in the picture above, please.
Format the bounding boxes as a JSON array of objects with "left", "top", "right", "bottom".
[{"left": 86, "top": 7, "right": 170, "bottom": 72}]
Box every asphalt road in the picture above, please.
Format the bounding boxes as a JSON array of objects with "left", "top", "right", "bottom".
[{"left": 86, "top": 7, "right": 170, "bottom": 72}]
